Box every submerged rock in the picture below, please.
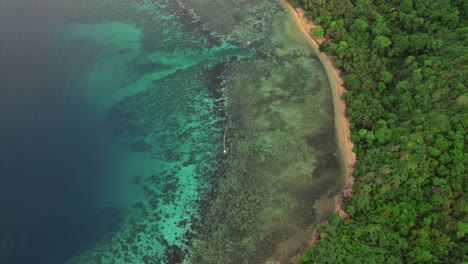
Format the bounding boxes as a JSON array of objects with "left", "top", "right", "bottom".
[{"left": 130, "top": 139, "right": 153, "bottom": 152}]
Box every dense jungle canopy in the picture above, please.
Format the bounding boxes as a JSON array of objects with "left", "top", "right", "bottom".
[{"left": 289, "top": 0, "right": 467, "bottom": 263}]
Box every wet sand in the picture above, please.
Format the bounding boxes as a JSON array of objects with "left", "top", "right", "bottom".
[{"left": 280, "top": 0, "right": 356, "bottom": 208}]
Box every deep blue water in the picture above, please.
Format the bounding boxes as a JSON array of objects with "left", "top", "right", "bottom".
[
  {"left": 0, "top": 0, "right": 253, "bottom": 263},
  {"left": 0, "top": 2, "right": 118, "bottom": 263},
  {"left": 0, "top": 0, "right": 341, "bottom": 263}
]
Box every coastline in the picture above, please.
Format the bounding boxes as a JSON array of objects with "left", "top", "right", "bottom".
[{"left": 279, "top": 0, "right": 356, "bottom": 216}]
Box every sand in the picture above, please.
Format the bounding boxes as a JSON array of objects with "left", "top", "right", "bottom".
[{"left": 279, "top": 0, "right": 356, "bottom": 204}]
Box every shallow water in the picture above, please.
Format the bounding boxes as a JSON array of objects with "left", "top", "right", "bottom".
[{"left": 0, "top": 0, "right": 341, "bottom": 263}]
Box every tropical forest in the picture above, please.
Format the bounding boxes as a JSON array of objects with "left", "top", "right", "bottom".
[{"left": 290, "top": 0, "right": 467, "bottom": 263}]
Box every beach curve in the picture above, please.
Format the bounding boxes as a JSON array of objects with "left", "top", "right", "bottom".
[{"left": 279, "top": 0, "right": 356, "bottom": 213}]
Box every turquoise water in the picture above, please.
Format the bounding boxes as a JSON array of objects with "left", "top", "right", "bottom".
[
  {"left": 0, "top": 0, "right": 253, "bottom": 263},
  {"left": 0, "top": 0, "right": 341, "bottom": 263},
  {"left": 57, "top": 10, "right": 255, "bottom": 264}
]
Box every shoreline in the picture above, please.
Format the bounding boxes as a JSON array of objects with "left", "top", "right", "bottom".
[{"left": 279, "top": 0, "right": 356, "bottom": 218}]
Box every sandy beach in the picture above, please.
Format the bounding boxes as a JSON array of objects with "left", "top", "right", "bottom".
[{"left": 279, "top": 0, "right": 356, "bottom": 204}]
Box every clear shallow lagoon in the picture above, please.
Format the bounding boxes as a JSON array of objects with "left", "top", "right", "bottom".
[{"left": 0, "top": 0, "right": 341, "bottom": 263}]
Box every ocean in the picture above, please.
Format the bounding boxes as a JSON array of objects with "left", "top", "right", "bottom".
[{"left": 0, "top": 0, "right": 341, "bottom": 263}]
